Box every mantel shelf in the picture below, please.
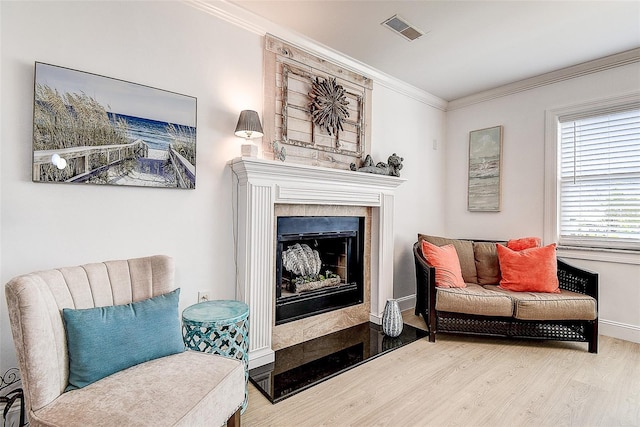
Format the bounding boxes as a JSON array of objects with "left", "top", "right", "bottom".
[{"left": 229, "top": 157, "right": 406, "bottom": 191}]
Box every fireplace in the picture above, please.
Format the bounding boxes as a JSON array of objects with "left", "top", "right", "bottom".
[
  {"left": 229, "top": 157, "right": 404, "bottom": 369},
  {"left": 276, "top": 216, "right": 365, "bottom": 324}
]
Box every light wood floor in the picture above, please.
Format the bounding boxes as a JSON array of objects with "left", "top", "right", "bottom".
[{"left": 243, "top": 311, "right": 640, "bottom": 426}]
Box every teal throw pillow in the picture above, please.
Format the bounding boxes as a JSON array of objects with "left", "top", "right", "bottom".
[{"left": 63, "top": 288, "right": 185, "bottom": 391}]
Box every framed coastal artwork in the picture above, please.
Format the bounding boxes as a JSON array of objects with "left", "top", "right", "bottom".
[
  {"left": 32, "top": 62, "right": 197, "bottom": 189},
  {"left": 468, "top": 126, "right": 503, "bottom": 212}
]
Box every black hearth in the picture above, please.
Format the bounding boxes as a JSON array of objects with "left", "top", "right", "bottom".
[
  {"left": 249, "top": 322, "right": 428, "bottom": 402},
  {"left": 275, "top": 216, "right": 364, "bottom": 325}
]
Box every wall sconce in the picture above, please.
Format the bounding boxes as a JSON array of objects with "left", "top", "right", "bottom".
[{"left": 234, "top": 110, "right": 263, "bottom": 157}]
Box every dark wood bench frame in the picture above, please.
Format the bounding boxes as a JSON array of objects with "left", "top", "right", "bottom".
[{"left": 413, "top": 241, "right": 599, "bottom": 353}]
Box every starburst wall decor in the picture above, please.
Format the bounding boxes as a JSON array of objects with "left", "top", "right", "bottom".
[
  {"left": 309, "top": 77, "right": 350, "bottom": 136},
  {"left": 263, "top": 35, "right": 371, "bottom": 168}
]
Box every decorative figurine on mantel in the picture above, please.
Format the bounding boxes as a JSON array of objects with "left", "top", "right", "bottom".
[
  {"left": 272, "top": 141, "right": 286, "bottom": 162},
  {"left": 350, "top": 153, "right": 404, "bottom": 177}
]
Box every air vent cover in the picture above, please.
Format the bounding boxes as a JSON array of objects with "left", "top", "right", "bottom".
[{"left": 382, "top": 14, "right": 424, "bottom": 41}]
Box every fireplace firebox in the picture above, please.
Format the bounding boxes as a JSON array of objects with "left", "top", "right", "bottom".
[{"left": 275, "top": 216, "right": 364, "bottom": 324}]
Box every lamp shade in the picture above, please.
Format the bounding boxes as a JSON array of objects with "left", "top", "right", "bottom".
[{"left": 234, "top": 110, "right": 264, "bottom": 139}]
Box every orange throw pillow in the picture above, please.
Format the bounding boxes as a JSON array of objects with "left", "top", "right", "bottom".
[
  {"left": 507, "top": 236, "right": 542, "bottom": 251},
  {"left": 497, "top": 243, "right": 560, "bottom": 293},
  {"left": 421, "top": 240, "right": 466, "bottom": 288}
]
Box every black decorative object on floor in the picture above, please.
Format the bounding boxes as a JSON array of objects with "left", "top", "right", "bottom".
[
  {"left": 249, "top": 322, "right": 427, "bottom": 402},
  {"left": 1, "top": 368, "right": 26, "bottom": 426}
]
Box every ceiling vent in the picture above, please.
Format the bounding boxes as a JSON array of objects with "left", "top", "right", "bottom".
[{"left": 381, "top": 14, "right": 424, "bottom": 41}]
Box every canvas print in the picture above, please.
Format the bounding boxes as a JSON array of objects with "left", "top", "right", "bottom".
[
  {"left": 32, "top": 62, "right": 197, "bottom": 188},
  {"left": 468, "top": 126, "right": 503, "bottom": 211}
]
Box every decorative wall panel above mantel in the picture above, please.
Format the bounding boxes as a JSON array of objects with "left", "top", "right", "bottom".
[{"left": 263, "top": 35, "right": 373, "bottom": 169}]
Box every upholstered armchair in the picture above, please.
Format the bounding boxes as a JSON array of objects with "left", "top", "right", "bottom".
[{"left": 5, "top": 255, "right": 244, "bottom": 426}]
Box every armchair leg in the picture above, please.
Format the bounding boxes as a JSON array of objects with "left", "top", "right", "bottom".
[{"left": 227, "top": 408, "right": 241, "bottom": 427}]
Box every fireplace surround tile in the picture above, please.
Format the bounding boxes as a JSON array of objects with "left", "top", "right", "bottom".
[{"left": 273, "top": 302, "right": 370, "bottom": 350}]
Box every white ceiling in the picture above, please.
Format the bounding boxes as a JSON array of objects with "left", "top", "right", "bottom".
[{"left": 230, "top": 0, "right": 640, "bottom": 101}]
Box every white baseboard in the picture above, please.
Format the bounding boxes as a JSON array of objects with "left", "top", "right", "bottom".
[
  {"left": 396, "top": 294, "right": 416, "bottom": 313},
  {"left": 599, "top": 319, "right": 640, "bottom": 344},
  {"left": 369, "top": 313, "right": 382, "bottom": 325},
  {"left": 248, "top": 348, "right": 275, "bottom": 370}
]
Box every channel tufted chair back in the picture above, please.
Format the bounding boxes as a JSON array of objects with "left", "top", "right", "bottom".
[{"left": 6, "top": 255, "right": 175, "bottom": 413}]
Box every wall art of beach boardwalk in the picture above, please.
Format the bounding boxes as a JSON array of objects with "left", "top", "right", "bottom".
[{"left": 32, "top": 62, "right": 197, "bottom": 189}]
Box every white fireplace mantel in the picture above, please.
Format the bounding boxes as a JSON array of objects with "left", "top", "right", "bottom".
[{"left": 229, "top": 157, "right": 405, "bottom": 369}]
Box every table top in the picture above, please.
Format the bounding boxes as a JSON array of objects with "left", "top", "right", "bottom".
[{"left": 182, "top": 300, "right": 249, "bottom": 324}]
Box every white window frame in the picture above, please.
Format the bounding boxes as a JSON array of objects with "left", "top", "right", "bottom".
[{"left": 544, "top": 92, "right": 640, "bottom": 265}]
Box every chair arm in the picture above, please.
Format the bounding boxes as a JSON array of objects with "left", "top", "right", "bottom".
[
  {"left": 413, "top": 242, "right": 437, "bottom": 318},
  {"left": 557, "top": 257, "right": 598, "bottom": 300}
]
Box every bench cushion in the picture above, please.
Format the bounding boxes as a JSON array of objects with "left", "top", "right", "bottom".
[
  {"left": 63, "top": 289, "right": 185, "bottom": 391},
  {"left": 420, "top": 240, "right": 466, "bottom": 288},
  {"left": 31, "top": 351, "right": 244, "bottom": 427},
  {"left": 507, "top": 236, "right": 541, "bottom": 251},
  {"left": 485, "top": 285, "right": 597, "bottom": 321},
  {"left": 419, "top": 234, "right": 477, "bottom": 284},
  {"left": 496, "top": 243, "right": 560, "bottom": 293},
  {"left": 473, "top": 241, "right": 504, "bottom": 285},
  {"left": 436, "top": 284, "right": 513, "bottom": 317}
]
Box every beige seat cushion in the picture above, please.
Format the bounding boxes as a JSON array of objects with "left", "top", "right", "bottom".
[
  {"left": 419, "top": 234, "right": 477, "bottom": 284},
  {"left": 436, "top": 284, "right": 513, "bottom": 317},
  {"left": 31, "top": 351, "right": 244, "bottom": 427},
  {"left": 484, "top": 285, "right": 597, "bottom": 321}
]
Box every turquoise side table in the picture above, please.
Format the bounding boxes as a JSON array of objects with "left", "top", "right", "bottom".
[{"left": 182, "top": 300, "right": 250, "bottom": 413}]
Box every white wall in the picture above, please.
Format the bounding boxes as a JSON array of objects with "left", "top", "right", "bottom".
[
  {"left": 445, "top": 63, "right": 640, "bottom": 343},
  {"left": 0, "top": 1, "right": 446, "bottom": 373},
  {"left": 0, "top": 0, "right": 263, "bottom": 371},
  {"left": 371, "top": 84, "right": 447, "bottom": 302}
]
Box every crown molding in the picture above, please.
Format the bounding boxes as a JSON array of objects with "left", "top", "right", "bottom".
[
  {"left": 185, "top": 0, "right": 266, "bottom": 36},
  {"left": 184, "top": 0, "right": 448, "bottom": 111},
  {"left": 448, "top": 48, "right": 640, "bottom": 111}
]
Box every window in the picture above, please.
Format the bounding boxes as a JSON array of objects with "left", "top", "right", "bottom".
[{"left": 552, "top": 103, "right": 640, "bottom": 252}]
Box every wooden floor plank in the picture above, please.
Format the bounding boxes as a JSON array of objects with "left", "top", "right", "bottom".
[{"left": 243, "top": 312, "right": 640, "bottom": 426}]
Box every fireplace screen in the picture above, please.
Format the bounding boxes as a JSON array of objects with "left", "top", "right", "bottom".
[{"left": 276, "top": 216, "right": 364, "bottom": 324}]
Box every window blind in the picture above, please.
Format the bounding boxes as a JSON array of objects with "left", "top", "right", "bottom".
[{"left": 559, "top": 108, "right": 640, "bottom": 250}]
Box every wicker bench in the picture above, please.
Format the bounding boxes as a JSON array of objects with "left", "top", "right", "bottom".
[{"left": 413, "top": 237, "right": 599, "bottom": 353}]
